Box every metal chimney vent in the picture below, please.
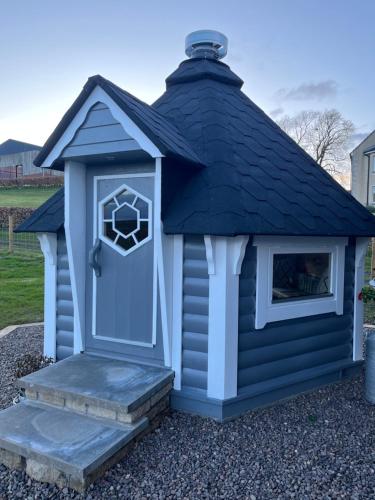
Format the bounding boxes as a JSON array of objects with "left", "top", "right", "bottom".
[{"left": 185, "top": 30, "right": 228, "bottom": 60}]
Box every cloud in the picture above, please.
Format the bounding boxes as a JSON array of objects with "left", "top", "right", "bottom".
[
  {"left": 350, "top": 131, "right": 370, "bottom": 143},
  {"left": 347, "top": 131, "right": 371, "bottom": 150},
  {"left": 269, "top": 107, "right": 284, "bottom": 118},
  {"left": 274, "top": 80, "right": 338, "bottom": 102}
]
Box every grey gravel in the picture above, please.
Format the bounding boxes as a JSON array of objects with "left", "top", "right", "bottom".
[
  {"left": 1, "top": 326, "right": 375, "bottom": 499},
  {"left": 0, "top": 325, "right": 43, "bottom": 410}
]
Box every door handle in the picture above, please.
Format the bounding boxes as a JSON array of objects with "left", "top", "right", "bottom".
[{"left": 89, "top": 238, "right": 102, "bottom": 278}]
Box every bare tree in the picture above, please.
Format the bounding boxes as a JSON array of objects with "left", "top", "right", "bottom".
[{"left": 277, "top": 109, "right": 354, "bottom": 175}]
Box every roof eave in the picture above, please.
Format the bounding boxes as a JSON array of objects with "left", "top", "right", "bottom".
[{"left": 34, "top": 75, "right": 203, "bottom": 169}]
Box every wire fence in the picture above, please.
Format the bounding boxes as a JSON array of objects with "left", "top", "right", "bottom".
[
  {"left": 0, "top": 224, "right": 375, "bottom": 325},
  {"left": 0, "top": 167, "right": 59, "bottom": 180},
  {"left": 0, "top": 224, "right": 41, "bottom": 254}
]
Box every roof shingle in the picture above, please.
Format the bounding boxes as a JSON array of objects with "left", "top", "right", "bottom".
[
  {"left": 15, "top": 188, "right": 64, "bottom": 233},
  {"left": 34, "top": 75, "right": 202, "bottom": 169},
  {"left": 153, "top": 58, "right": 375, "bottom": 236},
  {"left": 19, "top": 58, "right": 375, "bottom": 237}
]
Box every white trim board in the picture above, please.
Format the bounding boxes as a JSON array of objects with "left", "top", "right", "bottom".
[
  {"left": 170, "top": 234, "right": 184, "bottom": 389},
  {"left": 64, "top": 161, "right": 86, "bottom": 354},
  {"left": 37, "top": 233, "right": 57, "bottom": 359},
  {"left": 40, "top": 86, "right": 163, "bottom": 168},
  {"left": 253, "top": 236, "right": 349, "bottom": 330},
  {"left": 205, "top": 235, "right": 249, "bottom": 400},
  {"left": 155, "top": 157, "right": 171, "bottom": 367}
]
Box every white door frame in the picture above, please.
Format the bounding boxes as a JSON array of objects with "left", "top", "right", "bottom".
[{"left": 91, "top": 172, "right": 158, "bottom": 348}]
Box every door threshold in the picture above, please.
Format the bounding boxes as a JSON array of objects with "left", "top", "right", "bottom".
[{"left": 83, "top": 349, "right": 166, "bottom": 368}]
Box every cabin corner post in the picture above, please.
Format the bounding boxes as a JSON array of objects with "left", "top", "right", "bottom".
[
  {"left": 353, "top": 237, "right": 369, "bottom": 361},
  {"left": 37, "top": 233, "right": 57, "bottom": 360},
  {"left": 205, "top": 235, "right": 249, "bottom": 400},
  {"left": 64, "top": 160, "right": 86, "bottom": 354}
]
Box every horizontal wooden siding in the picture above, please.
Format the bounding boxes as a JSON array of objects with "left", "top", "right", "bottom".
[
  {"left": 182, "top": 235, "right": 209, "bottom": 391},
  {"left": 62, "top": 102, "right": 140, "bottom": 158},
  {"left": 56, "top": 230, "right": 74, "bottom": 360},
  {"left": 238, "top": 241, "right": 355, "bottom": 393}
]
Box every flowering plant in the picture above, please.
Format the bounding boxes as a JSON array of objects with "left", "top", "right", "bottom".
[{"left": 360, "top": 286, "right": 375, "bottom": 303}]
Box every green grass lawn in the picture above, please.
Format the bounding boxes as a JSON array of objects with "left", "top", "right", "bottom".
[
  {"left": 0, "top": 187, "right": 59, "bottom": 208},
  {"left": 0, "top": 251, "right": 44, "bottom": 329}
]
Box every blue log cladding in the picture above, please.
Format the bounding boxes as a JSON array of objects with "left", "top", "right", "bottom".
[
  {"left": 181, "top": 235, "right": 209, "bottom": 391},
  {"left": 238, "top": 240, "right": 355, "bottom": 393},
  {"left": 56, "top": 230, "right": 74, "bottom": 360}
]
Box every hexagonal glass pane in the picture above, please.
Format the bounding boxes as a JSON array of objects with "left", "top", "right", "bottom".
[
  {"left": 104, "top": 221, "right": 117, "bottom": 241},
  {"left": 104, "top": 200, "right": 117, "bottom": 219},
  {"left": 116, "top": 190, "right": 136, "bottom": 207},
  {"left": 117, "top": 235, "right": 137, "bottom": 251},
  {"left": 136, "top": 221, "right": 149, "bottom": 242},
  {"left": 114, "top": 204, "right": 139, "bottom": 237},
  {"left": 134, "top": 198, "right": 149, "bottom": 218}
]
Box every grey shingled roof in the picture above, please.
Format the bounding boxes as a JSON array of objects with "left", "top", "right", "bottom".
[
  {"left": 0, "top": 139, "right": 41, "bottom": 156},
  {"left": 14, "top": 188, "right": 64, "bottom": 233},
  {"left": 34, "top": 75, "right": 202, "bottom": 169},
  {"left": 153, "top": 58, "right": 375, "bottom": 236},
  {"left": 18, "top": 58, "right": 375, "bottom": 237}
]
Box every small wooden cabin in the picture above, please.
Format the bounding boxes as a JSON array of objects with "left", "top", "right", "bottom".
[{"left": 16, "top": 30, "right": 375, "bottom": 421}]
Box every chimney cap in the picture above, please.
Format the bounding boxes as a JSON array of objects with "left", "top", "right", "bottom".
[{"left": 185, "top": 30, "right": 228, "bottom": 60}]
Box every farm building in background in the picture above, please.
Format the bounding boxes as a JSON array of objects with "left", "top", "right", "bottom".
[{"left": 0, "top": 139, "right": 62, "bottom": 178}]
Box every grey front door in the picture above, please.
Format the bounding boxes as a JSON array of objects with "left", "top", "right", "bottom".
[{"left": 85, "top": 167, "right": 164, "bottom": 364}]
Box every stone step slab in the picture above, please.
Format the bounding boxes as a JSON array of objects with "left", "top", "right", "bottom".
[
  {"left": 0, "top": 400, "right": 148, "bottom": 491},
  {"left": 18, "top": 353, "right": 174, "bottom": 422}
]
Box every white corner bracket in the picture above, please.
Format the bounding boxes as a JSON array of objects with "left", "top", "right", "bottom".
[
  {"left": 204, "top": 235, "right": 249, "bottom": 400},
  {"left": 353, "top": 237, "right": 369, "bottom": 361},
  {"left": 37, "top": 233, "right": 57, "bottom": 360}
]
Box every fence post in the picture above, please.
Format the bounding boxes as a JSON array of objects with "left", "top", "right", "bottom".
[{"left": 8, "top": 214, "right": 14, "bottom": 253}]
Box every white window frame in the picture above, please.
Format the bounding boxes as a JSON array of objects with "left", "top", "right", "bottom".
[
  {"left": 253, "top": 236, "right": 348, "bottom": 330},
  {"left": 98, "top": 182, "right": 152, "bottom": 257},
  {"left": 372, "top": 155, "right": 375, "bottom": 173}
]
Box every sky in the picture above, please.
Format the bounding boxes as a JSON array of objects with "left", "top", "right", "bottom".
[{"left": 1, "top": 0, "right": 374, "bottom": 150}]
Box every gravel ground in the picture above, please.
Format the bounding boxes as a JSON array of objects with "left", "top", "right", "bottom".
[
  {"left": 0, "top": 324, "right": 43, "bottom": 411},
  {"left": 1, "top": 326, "right": 375, "bottom": 499}
]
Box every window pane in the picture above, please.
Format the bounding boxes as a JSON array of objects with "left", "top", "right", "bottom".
[
  {"left": 104, "top": 200, "right": 117, "bottom": 219},
  {"left": 134, "top": 198, "right": 149, "bottom": 218},
  {"left": 272, "top": 253, "right": 331, "bottom": 302},
  {"left": 117, "top": 235, "right": 136, "bottom": 251},
  {"left": 103, "top": 222, "right": 117, "bottom": 242},
  {"left": 116, "top": 189, "right": 136, "bottom": 207},
  {"left": 136, "top": 221, "right": 149, "bottom": 242},
  {"left": 114, "top": 204, "right": 138, "bottom": 237}
]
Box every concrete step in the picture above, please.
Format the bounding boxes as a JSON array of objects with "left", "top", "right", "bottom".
[
  {"left": 18, "top": 354, "right": 174, "bottom": 423},
  {"left": 0, "top": 400, "right": 148, "bottom": 491}
]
